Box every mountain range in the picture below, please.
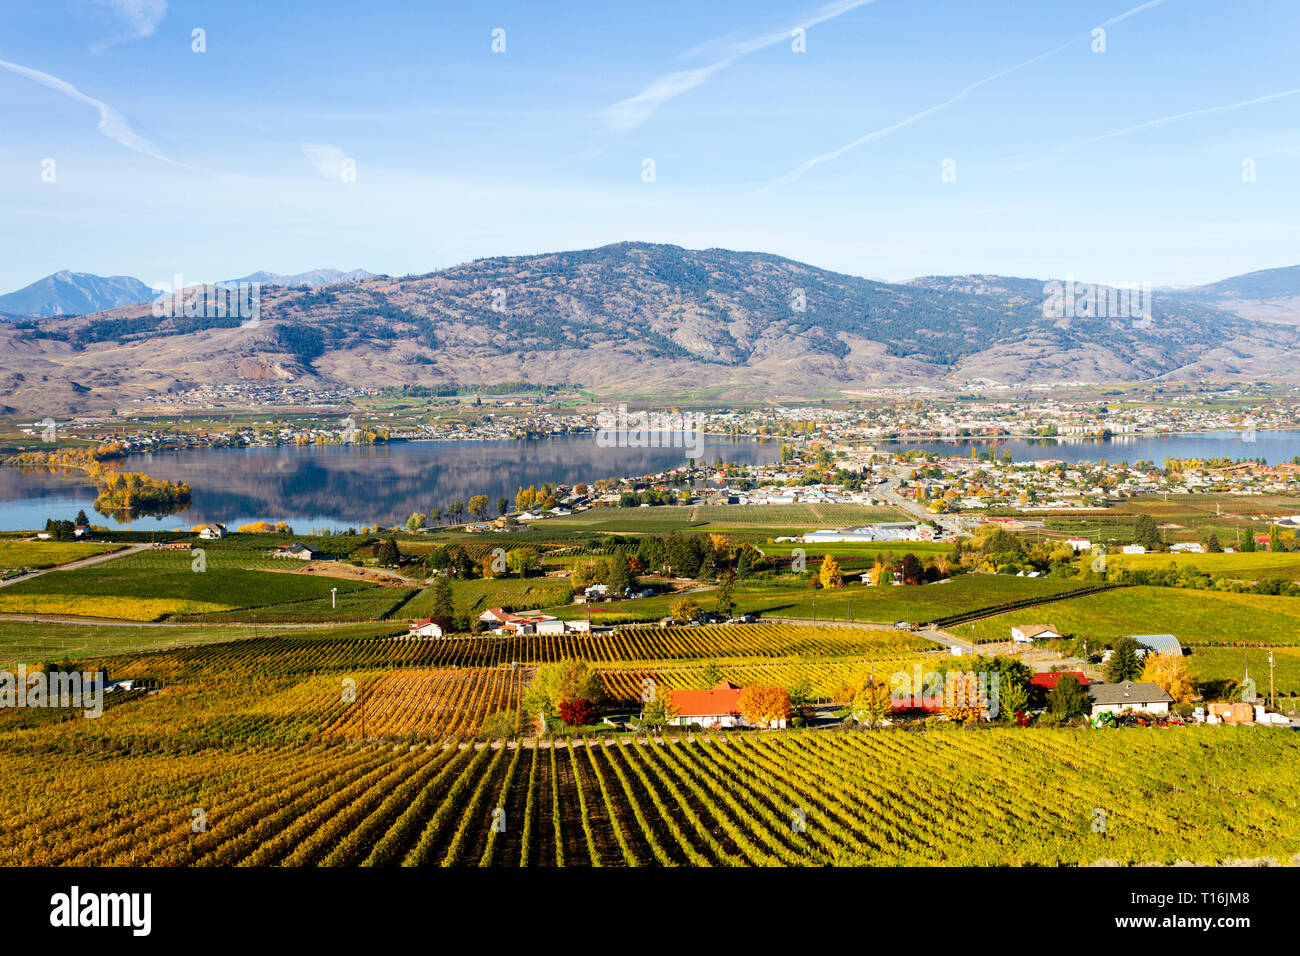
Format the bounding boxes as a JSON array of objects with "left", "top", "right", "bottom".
[
  {"left": 0, "top": 268, "right": 374, "bottom": 319},
  {"left": 2, "top": 243, "right": 1299, "bottom": 416}
]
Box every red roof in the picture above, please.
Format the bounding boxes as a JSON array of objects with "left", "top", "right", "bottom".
[
  {"left": 409, "top": 617, "right": 439, "bottom": 629},
  {"left": 1030, "top": 671, "right": 1088, "bottom": 690},
  {"left": 668, "top": 681, "right": 741, "bottom": 717},
  {"left": 890, "top": 696, "right": 947, "bottom": 714}
]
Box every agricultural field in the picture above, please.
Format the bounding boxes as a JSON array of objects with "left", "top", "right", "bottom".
[
  {"left": 967, "top": 585, "right": 1300, "bottom": 646},
  {"left": 0, "top": 620, "right": 408, "bottom": 670},
  {"left": 403, "top": 576, "right": 574, "bottom": 619},
  {"left": 562, "top": 573, "right": 1090, "bottom": 626},
  {"left": 0, "top": 540, "right": 122, "bottom": 570},
  {"left": 0, "top": 546, "right": 407, "bottom": 623},
  {"left": 536, "top": 503, "right": 906, "bottom": 534},
  {"left": 87, "top": 623, "right": 939, "bottom": 681},
  {"left": 1188, "top": 646, "right": 1300, "bottom": 698},
  {"left": 3, "top": 729, "right": 1297, "bottom": 866},
  {"left": 1044, "top": 493, "right": 1300, "bottom": 546},
  {"left": 1098, "top": 550, "right": 1300, "bottom": 582}
]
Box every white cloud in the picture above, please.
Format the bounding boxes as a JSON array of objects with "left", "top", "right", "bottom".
[
  {"left": 301, "top": 142, "right": 349, "bottom": 181},
  {"left": 92, "top": 0, "right": 167, "bottom": 50},
  {"left": 603, "top": 0, "right": 878, "bottom": 131},
  {"left": 0, "top": 57, "right": 172, "bottom": 162}
]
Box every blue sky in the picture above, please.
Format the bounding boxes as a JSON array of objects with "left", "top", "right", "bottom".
[{"left": 1, "top": 0, "right": 1298, "bottom": 292}]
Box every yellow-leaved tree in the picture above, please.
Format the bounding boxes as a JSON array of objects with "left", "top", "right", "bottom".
[
  {"left": 737, "top": 685, "right": 791, "bottom": 727},
  {"left": 819, "top": 553, "right": 843, "bottom": 589},
  {"left": 1141, "top": 652, "right": 1194, "bottom": 703}
]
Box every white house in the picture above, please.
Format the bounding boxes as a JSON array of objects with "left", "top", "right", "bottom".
[
  {"left": 1010, "top": 624, "right": 1062, "bottom": 644},
  {"left": 1088, "top": 681, "right": 1173, "bottom": 717},
  {"left": 408, "top": 617, "right": 444, "bottom": 638},
  {"left": 197, "top": 524, "right": 227, "bottom": 540},
  {"left": 1121, "top": 544, "right": 1146, "bottom": 555},
  {"left": 273, "top": 543, "right": 317, "bottom": 561},
  {"left": 1065, "top": 538, "right": 1091, "bottom": 553}
]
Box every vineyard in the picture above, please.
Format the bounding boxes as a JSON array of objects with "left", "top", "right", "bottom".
[
  {"left": 3, "top": 729, "right": 1298, "bottom": 867},
  {"left": 90, "top": 624, "right": 939, "bottom": 681}
]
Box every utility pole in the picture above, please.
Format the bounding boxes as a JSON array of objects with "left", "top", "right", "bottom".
[{"left": 1270, "top": 649, "right": 1276, "bottom": 709}]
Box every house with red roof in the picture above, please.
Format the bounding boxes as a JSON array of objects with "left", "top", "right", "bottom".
[
  {"left": 408, "top": 617, "right": 444, "bottom": 638},
  {"left": 1029, "top": 671, "right": 1088, "bottom": 692},
  {"left": 667, "top": 681, "right": 746, "bottom": 728}
]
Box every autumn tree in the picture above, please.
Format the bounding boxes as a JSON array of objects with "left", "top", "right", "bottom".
[
  {"left": 507, "top": 547, "right": 539, "bottom": 578},
  {"left": 405, "top": 512, "right": 426, "bottom": 531},
  {"left": 737, "top": 685, "right": 791, "bottom": 727},
  {"left": 468, "top": 495, "right": 489, "bottom": 520},
  {"left": 1142, "top": 651, "right": 1194, "bottom": 702},
  {"left": 818, "top": 553, "right": 843, "bottom": 589},
  {"left": 670, "top": 597, "right": 701, "bottom": 623},
  {"left": 640, "top": 691, "right": 678, "bottom": 730},
  {"left": 522, "top": 658, "right": 603, "bottom": 718},
  {"left": 852, "top": 679, "right": 893, "bottom": 728},
  {"left": 899, "top": 553, "right": 923, "bottom": 585}
]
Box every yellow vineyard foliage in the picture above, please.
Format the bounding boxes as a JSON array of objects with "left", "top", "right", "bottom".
[{"left": 0, "top": 594, "right": 234, "bottom": 621}]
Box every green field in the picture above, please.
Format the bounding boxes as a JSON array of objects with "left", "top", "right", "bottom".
[
  {"left": 1100, "top": 550, "right": 1300, "bottom": 582},
  {"left": 968, "top": 585, "right": 1300, "bottom": 646},
  {"left": 536, "top": 503, "right": 906, "bottom": 534},
  {"left": 1189, "top": 646, "right": 1300, "bottom": 698},
  {"left": 403, "top": 576, "right": 574, "bottom": 618},
  {"left": 0, "top": 620, "right": 404, "bottom": 669},
  {"left": 0, "top": 548, "right": 385, "bottom": 622},
  {"left": 0, "top": 540, "right": 122, "bottom": 569}
]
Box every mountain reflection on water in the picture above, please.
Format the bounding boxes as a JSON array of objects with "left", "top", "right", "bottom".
[{"left": 0, "top": 437, "right": 779, "bottom": 531}]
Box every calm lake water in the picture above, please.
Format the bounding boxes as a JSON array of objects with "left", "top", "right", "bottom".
[
  {"left": 887, "top": 429, "right": 1300, "bottom": 466},
  {"left": 0, "top": 436, "right": 780, "bottom": 532},
  {"left": 4, "top": 429, "right": 1298, "bottom": 532}
]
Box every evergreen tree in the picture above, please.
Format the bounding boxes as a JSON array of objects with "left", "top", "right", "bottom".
[
  {"left": 377, "top": 538, "right": 401, "bottom": 568},
  {"left": 1104, "top": 637, "right": 1144, "bottom": 683},
  {"left": 430, "top": 574, "right": 456, "bottom": 630}
]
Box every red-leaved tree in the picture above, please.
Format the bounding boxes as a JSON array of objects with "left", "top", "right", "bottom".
[{"left": 558, "top": 698, "right": 598, "bottom": 727}]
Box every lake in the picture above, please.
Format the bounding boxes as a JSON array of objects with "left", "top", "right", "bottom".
[
  {"left": 0, "top": 436, "right": 780, "bottom": 532},
  {"left": 4, "top": 429, "right": 1299, "bottom": 532},
  {"left": 885, "top": 429, "right": 1300, "bottom": 466}
]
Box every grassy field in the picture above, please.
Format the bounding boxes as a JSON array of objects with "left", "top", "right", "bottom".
[
  {"left": 402, "top": 576, "right": 574, "bottom": 619},
  {"left": 537, "top": 503, "right": 906, "bottom": 534},
  {"left": 0, "top": 548, "right": 385, "bottom": 622},
  {"left": 0, "top": 540, "right": 122, "bottom": 569},
  {"left": 0, "top": 620, "right": 404, "bottom": 669},
  {"left": 1098, "top": 550, "right": 1300, "bottom": 582},
  {"left": 967, "top": 585, "right": 1300, "bottom": 646},
  {"left": 1188, "top": 645, "right": 1300, "bottom": 698}
]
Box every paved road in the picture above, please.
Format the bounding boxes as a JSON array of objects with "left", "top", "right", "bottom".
[{"left": 0, "top": 542, "right": 151, "bottom": 591}]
